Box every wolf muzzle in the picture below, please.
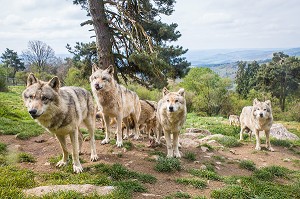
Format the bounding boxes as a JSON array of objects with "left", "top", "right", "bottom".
[
  {"left": 28, "top": 109, "right": 39, "bottom": 119},
  {"left": 94, "top": 83, "right": 103, "bottom": 91}
]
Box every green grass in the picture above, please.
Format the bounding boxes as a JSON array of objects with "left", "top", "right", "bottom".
[
  {"left": 0, "top": 86, "right": 43, "bottom": 139},
  {"left": 123, "top": 141, "right": 134, "bottom": 150},
  {"left": 253, "top": 165, "right": 290, "bottom": 181},
  {"left": 189, "top": 168, "right": 222, "bottom": 181},
  {"left": 154, "top": 157, "right": 181, "bottom": 172},
  {"left": 175, "top": 178, "right": 207, "bottom": 189},
  {"left": 0, "top": 143, "right": 7, "bottom": 154},
  {"left": 215, "top": 136, "right": 242, "bottom": 147},
  {"left": 211, "top": 185, "right": 252, "bottom": 199},
  {"left": 183, "top": 151, "right": 196, "bottom": 161},
  {"left": 239, "top": 160, "right": 256, "bottom": 171},
  {"left": 17, "top": 152, "right": 36, "bottom": 163},
  {"left": 164, "top": 192, "right": 191, "bottom": 199}
]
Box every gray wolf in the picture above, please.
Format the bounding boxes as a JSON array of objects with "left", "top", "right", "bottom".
[
  {"left": 90, "top": 64, "right": 141, "bottom": 147},
  {"left": 156, "top": 87, "right": 187, "bottom": 157},
  {"left": 22, "top": 73, "right": 98, "bottom": 173},
  {"left": 239, "top": 98, "right": 274, "bottom": 151},
  {"left": 138, "top": 100, "right": 157, "bottom": 139},
  {"left": 229, "top": 115, "right": 240, "bottom": 126}
]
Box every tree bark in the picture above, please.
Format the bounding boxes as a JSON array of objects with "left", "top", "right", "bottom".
[{"left": 88, "top": 0, "right": 114, "bottom": 69}]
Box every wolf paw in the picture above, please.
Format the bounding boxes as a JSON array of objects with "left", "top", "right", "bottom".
[
  {"left": 101, "top": 138, "right": 110, "bottom": 145},
  {"left": 267, "top": 147, "right": 275, "bottom": 152},
  {"left": 133, "top": 135, "right": 140, "bottom": 140},
  {"left": 73, "top": 164, "right": 83, "bottom": 173},
  {"left": 116, "top": 140, "right": 123, "bottom": 148},
  {"left": 255, "top": 146, "right": 261, "bottom": 150},
  {"left": 174, "top": 152, "right": 181, "bottom": 158},
  {"left": 123, "top": 135, "right": 129, "bottom": 140},
  {"left": 56, "top": 160, "right": 67, "bottom": 167},
  {"left": 90, "top": 154, "right": 99, "bottom": 162}
]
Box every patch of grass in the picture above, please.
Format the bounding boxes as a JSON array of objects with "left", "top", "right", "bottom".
[
  {"left": 17, "top": 152, "right": 36, "bottom": 163},
  {"left": 149, "top": 150, "right": 166, "bottom": 157},
  {"left": 123, "top": 141, "right": 134, "bottom": 150},
  {"left": 183, "top": 151, "right": 196, "bottom": 161},
  {"left": 0, "top": 143, "right": 7, "bottom": 154},
  {"left": 271, "top": 138, "right": 293, "bottom": 148},
  {"left": 211, "top": 185, "right": 252, "bottom": 199},
  {"left": 114, "top": 180, "right": 147, "bottom": 193},
  {"left": 154, "top": 157, "right": 181, "bottom": 172},
  {"left": 215, "top": 136, "right": 242, "bottom": 147},
  {"left": 175, "top": 178, "right": 207, "bottom": 189},
  {"left": 239, "top": 160, "right": 256, "bottom": 171},
  {"left": 0, "top": 187, "right": 25, "bottom": 199},
  {"left": 253, "top": 165, "right": 290, "bottom": 181},
  {"left": 198, "top": 143, "right": 214, "bottom": 151},
  {"left": 164, "top": 192, "right": 191, "bottom": 199},
  {"left": 212, "top": 155, "right": 225, "bottom": 162},
  {"left": 94, "top": 163, "right": 156, "bottom": 183},
  {"left": 0, "top": 166, "right": 36, "bottom": 188},
  {"left": 189, "top": 168, "right": 222, "bottom": 181}
]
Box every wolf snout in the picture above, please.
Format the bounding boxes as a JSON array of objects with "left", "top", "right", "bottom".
[
  {"left": 168, "top": 106, "right": 174, "bottom": 112},
  {"left": 259, "top": 113, "right": 264, "bottom": 117},
  {"left": 29, "top": 109, "right": 39, "bottom": 118},
  {"left": 94, "top": 83, "right": 103, "bottom": 91}
]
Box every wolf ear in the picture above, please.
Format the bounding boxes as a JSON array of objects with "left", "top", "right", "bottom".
[
  {"left": 48, "top": 76, "right": 60, "bottom": 92},
  {"left": 177, "top": 88, "right": 185, "bottom": 97},
  {"left": 265, "top": 100, "right": 271, "bottom": 107},
  {"left": 253, "top": 98, "right": 259, "bottom": 105},
  {"left": 27, "top": 73, "right": 38, "bottom": 87},
  {"left": 92, "top": 62, "right": 100, "bottom": 73},
  {"left": 162, "top": 87, "right": 169, "bottom": 96},
  {"left": 106, "top": 65, "right": 114, "bottom": 75}
]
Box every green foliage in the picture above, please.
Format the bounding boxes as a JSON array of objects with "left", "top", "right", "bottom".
[
  {"left": 127, "top": 83, "right": 161, "bottom": 101},
  {"left": 64, "top": 67, "right": 90, "bottom": 90},
  {"left": 123, "top": 141, "right": 134, "bottom": 151},
  {"left": 253, "top": 166, "right": 290, "bottom": 181},
  {"left": 270, "top": 139, "right": 293, "bottom": 148},
  {"left": 0, "top": 166, "right": 36, "bottom": 188},
  {"left": 183, "top": 151, "right": 196, "bottom": 161},
  {"left": 175, "top": 178, "right": 207, "bottom": 189},
  {"left": 0, "top": 143, "right": 7, "bottom": 154},
  {"left": 164, "top": 192, "right": 191, "bottom": 199},
  {"left": 211, "top": 185, "right": 252, "bottom": 199},
  {"left": 215, "top": 136, "right": 242, "bottom": 147},
  {"left": 114, "top": 180, "right": 146, "bottom": 193},
  {"left": 0, "top": 65, "right": 8, "bottom": 92},
  {"left": 0, "top": 48, "right": 25, "bottom": 80},
  {"left": 189, "top": 169, "right": 222, "bottom": 181},
  {"left": 154, "top": 157, "right": 181, "bottom": 172},
  {"left": 239, "top": 160, "right": 256, "bottom": 171},
  {"left": 17, "top": 152, "right": 36, "bottom": 163}
]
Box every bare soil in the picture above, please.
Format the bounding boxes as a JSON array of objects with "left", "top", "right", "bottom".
[{"left": 0, "top": 121, "right": 299, "bottom": 199}]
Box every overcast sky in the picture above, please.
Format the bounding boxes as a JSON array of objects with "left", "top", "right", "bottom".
[{"left": 1, "top": 0, "right": 300, "bottom": 56}]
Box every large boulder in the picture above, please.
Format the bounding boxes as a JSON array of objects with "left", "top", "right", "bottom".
[{"left": 270, "top": 123, "right": 299, "bottom": 140}]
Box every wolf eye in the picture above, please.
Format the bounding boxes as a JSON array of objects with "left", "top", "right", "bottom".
[
  {"left": 102, "top": 77, "right": 107, "bottom": 81},
  {"left": 41, "top": 96, "right": 48, "bottom": 101},
  {"left": 29, "top": 95, "right": 34, "bottom": 99},
  {"left": 167, "top": 100, "right": 170, "bottom": 102},
  {"left": 93, "top": 76, "right": 97, "bottom": 80},
  {"left": 263, "top": 108, "right": 267, "bottom": 111},
  {"left": 175, "top": 100, "right": 179, "bottom": 103}
]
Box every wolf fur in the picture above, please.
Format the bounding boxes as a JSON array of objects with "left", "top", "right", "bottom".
[
  {"left": 22, "top": 73, "right": 98, "bottom": 173},
  {"left": 90, "top": 64, "right": 141, "bottom": 147},
  {"left": 156, "top": 88, "right": 187, "bottom": 158},
  {"left": 229, "top": 115, "right": 240, "bottom": 126},
  {"left": 139, "top": 100, "right": 157, "bottom": 138},
  {"left": 239, "top": 98, "right": 274, "bottom": 151}
]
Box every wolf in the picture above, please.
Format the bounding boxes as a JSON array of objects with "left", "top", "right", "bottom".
[
  {"left": 239, "top": 98, "right": 274, "bottom": 151},
  {"left": 90, "top": 64, "right": 141, "bottom": 147},
  {"left": 156, "top": 87, "right": 187, "bottom": 158},
  {"left": 22, "top": 73, "right": 98, "bottom": 173},
  {"left": 229, "top": 115, "right": 240, "bottom": 126},
  {"left": 138, "top": 100, "right": 157, "bottom": 139}
]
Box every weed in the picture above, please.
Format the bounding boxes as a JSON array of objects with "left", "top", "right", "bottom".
[
  {"left": 211, "top": 185, "right": 252, "bottom": 199},
  {"left": 176, "top": 178, "right": 207, "bottom": 189},
  {"left": 239, "top": 160, "right": 256, "bottom": 171},
  {"left": 154, "top": 157, "right": 181, "bottom": 172},
  {"left": 149, "top": 150, "right": 166, "bottom": 157},
  {"left": 0, "top": 143, "right": 7, "bottom": 154},
  {"left": 215, "top": 136, "right": 242, "bottom": 147},
  {"left": 123, "top": 141, "right": 134, "bottom": 150},
  {"left": 271, "top": 138, "right": 292, "bottom": 148},
  {"left": 253, "top": 165, "right": 290, "bottom": 181},
  {"left": 189, "top": 168, "right": 222, "bottom": 181},
  {"left": 17, "top": 152, "right": 36, "bottom": 163},
  {"left": 183, "top": 151, "right": 196, "bottom": 161},
  {"left": 164, "top": 192, "right": 191, "bottom": 199}
]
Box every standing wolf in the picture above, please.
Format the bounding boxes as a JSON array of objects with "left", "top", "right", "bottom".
[
  {"left": 22, "top": 74, "right": 98, "bottom": 173},
  {"left": 90, "top": 64, "right": 141, "bottom": 147},
  {"left": 157, "top": 87, "right": 187, "bottom": 158},
  {"left": 239, "top": 98, "right": 274, "bottom": 151}
]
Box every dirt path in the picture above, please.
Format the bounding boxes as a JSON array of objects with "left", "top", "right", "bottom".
[{"left": 0, "top": 129, "right": 299, "bottom": 198}]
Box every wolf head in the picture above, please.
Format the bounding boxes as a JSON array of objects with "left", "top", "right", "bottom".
[
  {"left": 252, "top": 98, "right": 272, "bottom": 119},
  {"left": 90, "top": 63, "right": 115, "bottom": 93},
  {"left": 162, "top": 87, "right": 186, "bottom": 113},
  {"left": 22, "top": 73, "right": 60, "bottom": 119}
]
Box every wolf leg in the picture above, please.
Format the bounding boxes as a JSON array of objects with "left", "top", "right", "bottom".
[
  {"left": 116, "top": 115, "right": 123, "bottom": 147},
  {"left": 254, "top": 130, "right": 261, "bottom": 150},
  {"left": 84, "top": 117, "right": 99, "bottom": 162},
  {"left": 69, "top": 128, "right": 83, "bottom": 173},
  {"left": 122, "top": 117, "right": 129, "bottom": 140},
  {"left": 131, "top": 113, "right": 140, "bottom": 140},
  {"left": 265, "top": 130, "right": 274, "bottom": 152},
  {"left": 165, "top": 132, "right": 173, "bottom": 157},
  {"left": 173, "top": 132, "right": 181, "bottom": 158},
  {"left": 239, "top": 127, "right": 245, "bottom": 141},
  {"left": 56, "top": 135, "right": 68, "bottom": 167},
  {"left": 101, "top": 114, "right": 111, "bottom": 144}
]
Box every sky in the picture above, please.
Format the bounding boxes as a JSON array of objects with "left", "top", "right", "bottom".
[{"left": 1, "top": 0, "right": 300, "bottom": 56}]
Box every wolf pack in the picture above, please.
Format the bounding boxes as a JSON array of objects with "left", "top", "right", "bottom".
[{"left": 22, "top": 63, "right": 274, "bottom": 173}]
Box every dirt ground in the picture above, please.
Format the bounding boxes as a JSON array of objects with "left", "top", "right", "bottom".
[{"left": 0, "top": 122, "right": 299, "bottom": 198}]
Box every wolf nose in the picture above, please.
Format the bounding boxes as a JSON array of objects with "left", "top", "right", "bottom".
[
  {"left": 259, "top": 113, "right": 263, "bottom": 117},
  {"left": 29, "top": 109, "right": 37, "bottom": 116},
  {"left": 169, "top": 106, "right": 174, "bottom": 112},
  {"left": 95, "top": 83, "right": 102, "bottom": 90}
]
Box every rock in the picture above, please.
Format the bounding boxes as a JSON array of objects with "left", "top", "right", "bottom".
[
  {"left": 23, "top": 184, "right": 114, "bottom": 197},
  {"left": 185, "top": 128, "right": 211, "bottom": 136},
  {"left": 269, "top": 123, "right": 299, "bottom": 140},
  {"left": 141, "top": 193, "right": 162, "bottom": 197},
  {"left": 200, "top": 165, "right": 207, "bottom": 170},
  {"left": 199, "top": 134, "right": 224, "bottom": 142},
  {"left": 200, "top": 146, "right": 209, "bottom": 152},
  {"left": 179, "top": 138, "right": 200, "bottom": 148}
]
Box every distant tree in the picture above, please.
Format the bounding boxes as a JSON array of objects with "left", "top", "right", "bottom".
[
  {"left": 235, "top": 61, "right": 260, "bottom": 98},
  {"left": 22, "top": 40, "right": 56, "bottom": 73},
  {"left": 0, "top": 48, "right": 25, "bottom": 84},
  {"left": 72, "top": 0, "right": 190, "bottom": 88},
  {"left": 180, "top": 67, "right": 231, "bottom": 116},
  {"left": 256, "top": 52, "right": 300, "bottom": 111}
]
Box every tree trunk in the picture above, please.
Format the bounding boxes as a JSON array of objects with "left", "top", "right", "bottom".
[{"left": 87, "top": 0, "right": 114, "bottom": 69}]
